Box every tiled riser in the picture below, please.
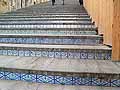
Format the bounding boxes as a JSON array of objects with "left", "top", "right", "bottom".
[
  {"left": 0, "top": 71, "right": 119, "bottom": 87},
  {"left": 0, "top": 18, "right": 91, "bottom": 21},
  {"left": 0, "top": 30, "right": 97, "bottom": 35},
  {"left": 0, "top": 15, "right": 90, "bottom": 17},
  {"left": 0, "top": 49, "right": 111, "bottom": 60},
  {"left": 0, "top": 37, "right": 102, "bottom": 45},
  {"left": 0, "top": 15, "right": 90, "bottom": 19},
  {"left": 1, "top": 13, "right": 88, "bottom": 15},
  {"left": 0, "top": 22, "right": 93, "bottom": 25},
  {"left": 0, "top": 25, "right": 94, "bottom": 29}
]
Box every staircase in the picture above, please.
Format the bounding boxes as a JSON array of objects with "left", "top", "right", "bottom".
[{"left": 0, "top": 0, "right": 119, "bottom": 89}]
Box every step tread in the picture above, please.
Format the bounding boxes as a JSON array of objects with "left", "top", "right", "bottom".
[
  {"left": 0, "top": 21, "right": 92, "bottom": 24},
  {"left": 4, "top": 13, "right": 88, "bottom": 15},
  {"left": 0, "top": 28, "right": 97, "bottom": 31},
  {"left": 0, "top": 56, "right": 119, "bottom": 74},
  {"left": 0, "top": 80, "right": 119, "bottom": 90},
  {"left": 0, "top": 43, "right": 111, "bottom": 50},
  {"left": 0, "top": 34, "right": 102, "bottom": 38},
  {"left": 0, "top": 25, "right": 96, "bottom": 29},
  {"left": 0, "top": 17, "right": 90, "bottom": 19},
  {"left": 0, "top": 14, "right": 89, "bottom": 17},
  {"left": 0, "top": 29, "right": 97, "bottom": 32}
]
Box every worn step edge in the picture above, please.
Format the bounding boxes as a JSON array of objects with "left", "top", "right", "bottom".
[
  {"left": 0, "top": 28, "right": 98, "bottom": 31},
  {"left": 0, "top": 34, "right": 102, "bottom": 38},
  {"left": 0, "top": 21, "right": 93, "bottom": 25},
  {"left": 0, "top": 43, "right": 111, "bottom": 50},
  {"left": 3, "top": 12, "right": 88, "bottom": 15},
  {"left": 0, "top": 18, "right": 91, "bottom": 21},
  {"left": 0, "top": 15, "right": 90, "bottom": 17},
  {"left": 0, "top": 56, "right": 118, "bottom": 74}
]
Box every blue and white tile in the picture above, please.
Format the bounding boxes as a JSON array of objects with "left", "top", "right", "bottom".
[
  {"left": 0, "top": 71, "right": 5, "bottom": 79},
  {"left": 2, "top": 50, "right": 8, "bottom": 55},
  {"left": 111, "top": 79, "right": 120, "bottom": 87},
  {"left": 36, "top": 51, "right": 42, "bottom": 57},
  {"left": 80, "top": 52, "right": 88, "bottom": 59},
  {"left": 68, "top": 52, "right": 74, "bottom": 59},
  {"left": 5, "top": 72, "right": 20, "bottom": 80},
  {"left": 21, "top": 73, "right": 36, "bottom": 82},
  {"left": 55, "top": 52, "right": 61, "bottom": 58},
  {"left": 41, "top": 51, "right": 48, "bottom": 57},
  {"left": 19, "top": 50, "right": 25, "bottom": 56},
  {"left": 61, "top": 52, "right": 68, "bottom": 59}
]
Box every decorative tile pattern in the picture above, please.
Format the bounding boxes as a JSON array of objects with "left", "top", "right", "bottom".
[
  {"left": 0, "top": 25, "right": 96, "bottom": 29},
  {"left": 21, "top": 74, "right": 36, "bottom": 82},
  {"left": 5, "top": 72, "right": 21, "bottom": 80},
  {"left": 111, "top": 79, "right": 120, "bottom": 87},
  {"left": 0, "top": 37, "right": 103, "bottom": 45},
  {"left": 0, "top": 30, "right": 97, "bottom": 35},
  {"left": 0, "top": 49, "right": 111, "bottom": 60},
  {"left": 0, "top": 71, "right": 4, "bottom": 79},
  {"left": 0, "top": 1, "right": 115, "bottom": 88},
  {"left": 0, "top": 71, "right": 119, "bottom": 87},
  {"left": 37, "top": 75, "right": 55, "bottom": 84}
]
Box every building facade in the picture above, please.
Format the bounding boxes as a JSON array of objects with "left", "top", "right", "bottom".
[{"left": 0, "top": 0, "right": 48, "bottom": 13}]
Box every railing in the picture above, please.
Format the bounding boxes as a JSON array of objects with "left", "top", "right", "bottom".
[{"left": 84, "top": 0, "right": 120, "bottom": 61}]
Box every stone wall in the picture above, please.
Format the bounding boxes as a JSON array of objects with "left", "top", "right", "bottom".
[{"left": 0, "top": 0, "right": 49, "bottom": 13}]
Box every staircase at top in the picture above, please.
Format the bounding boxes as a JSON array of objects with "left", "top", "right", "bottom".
[
  {"left": 0, "top": 0, "right": 111, "bottom": 60},
  {"left": 0, "top": 0, "right": 118, "bottom": 88}
]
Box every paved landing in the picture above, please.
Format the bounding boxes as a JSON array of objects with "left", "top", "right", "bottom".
[
  {"left": 0, "top": 56, "right": 119, "bottom": 74},
  {"left": 0, "top": 80, "right": 119, "bottom": 90}
]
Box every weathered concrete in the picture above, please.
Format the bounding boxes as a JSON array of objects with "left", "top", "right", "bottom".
[{"left": 0, "top": 55, "right": 119, "bottom": 74}]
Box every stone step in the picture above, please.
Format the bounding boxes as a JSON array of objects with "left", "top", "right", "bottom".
[
  {"left": 4, "top": 12, "right": 88, "bottom": 15},
  {"left": 0, "top": 34, "right": 103, "bottom": 45},
  {"left": 8, "top": 12, "right": 86, "bottom": 15},
  {"left": 0, "top": 44, "right": 111, "bottom": 60},
  {"left": 0, "top": 56, "right": 119, "bottom": 87},
  {"left": 0, "top": 28, "right": 98, "bottom": 35},
  {"left": 0, "top": 20, "right": 93, "bottom": 25},
  {"left": 0, "top": 80, "right": 120, "bottom": 90},
  {"left": 9, "top": 8, "right": 87, "bottom": 14},
  {"left": 6, "top": 10, "right": 87, "bottom": 14},
  {"left": 0, "top": 12, "right": 89, "bottom": 15},
  {"left": 0, "top": 17, "right": 91, "bottom": 21},
  {"left": 0, "top": 25, "right": 95, "bottom": 29},
  {"left": 0, "top": 14, "right": 90, "bottom": 18}
]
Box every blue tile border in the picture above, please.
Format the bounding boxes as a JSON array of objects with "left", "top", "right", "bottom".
[
  {"left": 0, "top": 71, "right": 119, "bottom": 87},
  {"left": 0, "top": 37, "right": 103, "bottom": 45},
  {"left": 0, "top": 49, "right": 111, "bottom": 60},
  {"left": 0, "top": 30, "right": 97, "bottom": 35}
]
